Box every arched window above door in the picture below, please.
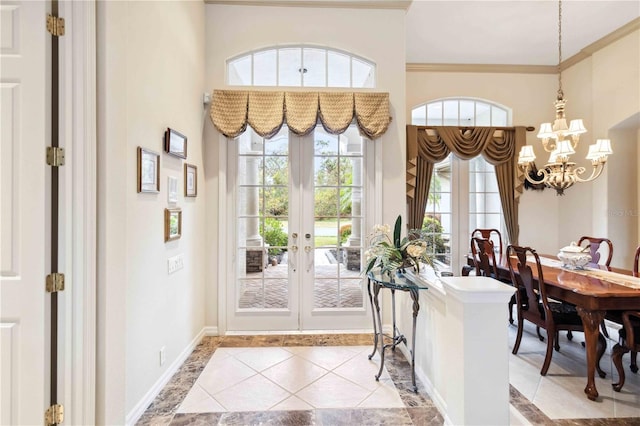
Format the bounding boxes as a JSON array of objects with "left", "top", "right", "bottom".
[{"left": 227, "top": 45, "right": 376, "bottom": 88}]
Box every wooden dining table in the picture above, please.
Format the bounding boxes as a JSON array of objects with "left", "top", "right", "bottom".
[{"left": 466, "top": 253, "right": 640, "bottom": 401}]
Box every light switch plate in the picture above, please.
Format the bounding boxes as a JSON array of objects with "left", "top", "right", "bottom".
[{"left": 168, "top": 254, "right": 184, "bottom": 274}]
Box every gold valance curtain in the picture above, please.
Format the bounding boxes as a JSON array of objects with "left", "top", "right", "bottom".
[
  {"left": 406, "top": 125, "right": 526, "bottom": 244},
  {"left": 210, "top": 90, "right": 391, "bottom": 140}
]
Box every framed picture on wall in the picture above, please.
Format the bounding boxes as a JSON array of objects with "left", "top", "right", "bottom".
[
  {"left": 164, "top": 208, "right": 182, "bottom": 242},
  {"left": 167, "top": 176, "right": 178, "bottom": 204},
  {"left": 137, "top": 146, "right": 160, "bottom": 193},
  {"left": 184, "top": 163, "right": 197, "bottom": 197},
  {"left": 164, "top": 127, "right": 187, "bottom": 159}
]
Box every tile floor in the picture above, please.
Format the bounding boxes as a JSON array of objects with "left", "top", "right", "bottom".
[{"left": 137, "top": 326, "right": 640, "bottom": 426}]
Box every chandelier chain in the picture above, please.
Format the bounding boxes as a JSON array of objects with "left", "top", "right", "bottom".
[{"left": 557, "top": 0, "right": 563, "bottom": 99}]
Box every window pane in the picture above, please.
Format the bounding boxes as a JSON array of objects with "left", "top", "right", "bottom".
[
  {"left": 485, "top": 214, "right": 502, "bottom": 230},
  {"left": 486, "top": 193, "right": 501, "bottom": 213},
  {"left": 352, "top": 57, "right": 374, "bottom": 88},
  {"left": 228, "top": 56, "right": 252, "bottom": 85},
  {"left": 443, "top": 100, "right": 458, "bottom": 125},
  {"left": 253, "top": 50, "right": 277, "bottom": 86},
  {"left": 339, "top": 133, "right": 362, "bottom": 155},
  {"left": 476, "top": 102, "right": 491, "bottom": 125},
  {"left": 265, "top": 135, "right": 288, "bottom": 156},
  {"left": 342, "top": 158, "right": 361, "bottom": 185},
  {"left": 303, "top": 48, "right": 326, "bottom": 87},
  {"left": 427, "top": 102, "right": 442, "bottom": 125},
  {"left": 412, "top": 105, "right": 426, "bottom": 125},
  {"left": 491, "top": 106, "right": 507, "bottom": 126},
  {"left": 278, "top": 48, "right": 302, "bottom": 87},
  {"left": 459, "top": 100, "right": 475, "bottom": 125},
  {"left": 485, "top": 173, "right": 498, "bottom": 192},
  {"left": 315, "top": 188, "right": 339, "bottom": 217},
  {"left": 327, "top": 51, "right": 350, "bottom": 87},
  {"left": 315, "top": 131, "right": 339, "bottom": 155}
]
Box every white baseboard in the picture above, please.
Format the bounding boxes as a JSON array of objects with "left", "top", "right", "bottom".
[{"left": 125, "top": 326, "right": 214, "bottom": 425}]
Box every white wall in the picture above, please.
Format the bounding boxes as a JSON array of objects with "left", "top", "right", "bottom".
[
  {"left": 204, "top": 3, "right": 406, "bottom": 331},
  {"left": 97, "top": 1, "right": 206, "bottom": 422},
  {"left": 590, "top": 30, "right": 640, "bottom": 267}
]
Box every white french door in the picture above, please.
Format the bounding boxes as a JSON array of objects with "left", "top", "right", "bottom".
[{"left": 227, "top": 125, "right": 374, "bottom": 332}]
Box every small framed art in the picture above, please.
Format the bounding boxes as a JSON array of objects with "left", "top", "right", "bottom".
[
  {"left": 164, "top": 128, "right": 187, "bottom": 159},
  {"left": 137, "top": 146, "right": 160, "bottom": 193},
  {"left": 184, "top": 163, "right": 197, "bottom": 197},
  {"left": 167, "top": 176, "right": 178, "bottom": 204},
  {"left": 164, "top": 208, "right": 182, "bottom": 242}
]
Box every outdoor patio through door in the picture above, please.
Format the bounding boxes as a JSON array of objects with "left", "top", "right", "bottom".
[{"left": 227, "top": 125, "right": 373, "bottom": 331}]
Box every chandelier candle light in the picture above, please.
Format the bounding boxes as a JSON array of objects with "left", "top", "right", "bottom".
[{"left": 518, "top": 0, "right": 612, "bottom": 195}]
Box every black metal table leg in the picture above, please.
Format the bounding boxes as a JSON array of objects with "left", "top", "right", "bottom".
[
  {"left": 409, "top": 287, "right": 420, "bottom": 392},
  {"left": 367, "top": 277, "right": 378, "bottom": 360}
]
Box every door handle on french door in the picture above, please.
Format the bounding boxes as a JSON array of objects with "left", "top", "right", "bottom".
[
  {"left": 290, "top": 245, "right": 298, "bottom": 272},
  {"left": 304, "top": 246, "right": 314, "bottom": 272}
]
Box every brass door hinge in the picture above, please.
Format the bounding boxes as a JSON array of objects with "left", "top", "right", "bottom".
[
  {"left": 46, "top": 273, "right": 65, "bottom": 293},
  {"left": 45, "top": 404, "right": 64, "bottom": 425},
  {"left": 46, "top": 15, "right": 65, "bottom": 36},
  {"left": 46, "top": 147, "right": 65, "bottom": 167}
]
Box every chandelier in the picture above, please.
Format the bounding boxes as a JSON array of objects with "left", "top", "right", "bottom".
[{"left": 517, "top": 0, "right": 612, "bottom": 195}]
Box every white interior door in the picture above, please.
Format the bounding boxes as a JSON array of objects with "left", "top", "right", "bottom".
[
  {"left": 0, "top": 0, "right": 49, "bottom": 424},
  {"left": 227, "top": 125, "right": 373, "bottom": 332}
]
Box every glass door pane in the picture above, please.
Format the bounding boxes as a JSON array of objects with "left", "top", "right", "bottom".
[
  {"left": 301, "top": 126, "right": 370, "bottom": 330},
  {"left": 229, "top": 127, "right": 299, "bottom": 331}
]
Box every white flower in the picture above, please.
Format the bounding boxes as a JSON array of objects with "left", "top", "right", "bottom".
[{"left": 406, "top": 244, "right": 426, "bottom": 258}]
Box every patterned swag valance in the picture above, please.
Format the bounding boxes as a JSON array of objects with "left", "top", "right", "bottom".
[{"left": 209, "top": 90, "right": 391, "bottom": 140}]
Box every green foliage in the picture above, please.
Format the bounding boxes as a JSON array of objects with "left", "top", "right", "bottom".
[
  {"left": 260, "top": 218, "right": 288, "bottom": 255},
  {"left": 339, "top": 224, "right": 352, "bottom": 244},
  {"left": 421, "top": 216, "right": 447, "bottom": 262},
  {"left": 365, "top": 215, "right": 433, "bottom": 275}
]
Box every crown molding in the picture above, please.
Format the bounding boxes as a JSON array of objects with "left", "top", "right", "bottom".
[
  {"left": 408, "top": 17, "right": 640, "bottom": 74},
  {"left": 561, "top": 17, "right": 640, "bottom": 70},
  {"left": 204, "top": 0, "right": 412, "bottom": 9},
  {"left": 406, "top": 63, "right": 557, "bottom": 74}
]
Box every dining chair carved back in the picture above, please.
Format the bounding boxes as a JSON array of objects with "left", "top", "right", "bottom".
[
  {"left": 472, "top": 228, "right": 503, "bottom": 258},
  {"left": 634, "top": 244, "right": 640, "bottom": 277},
  {"left": 470, "top": 237, "right": 499, "bottom": 278},
  {"left": 507, "top": 245, "right": 606, "bottom": 376},
  {"left": 578, "top": 236, "right": 613, "bottom": 266}
]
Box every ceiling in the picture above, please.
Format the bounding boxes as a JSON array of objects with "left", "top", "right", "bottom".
[{"left": 406, "top": 1, "right": 639, "bottom": 65}]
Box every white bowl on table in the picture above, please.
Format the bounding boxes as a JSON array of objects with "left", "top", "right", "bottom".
[{"left": 557, "top": 242, "right": 592, "bottom": 270}]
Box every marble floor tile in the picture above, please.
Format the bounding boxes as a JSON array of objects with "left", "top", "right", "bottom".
[
  {"left": 136, "top": 331, "right": 640, "bottom": 426},
  {"left": 295, "top": 372, "right": 372, "bottom": 408}
]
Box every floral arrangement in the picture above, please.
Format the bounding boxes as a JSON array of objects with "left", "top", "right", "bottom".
[{"left": 364, "top": 215, "right": 433, "bottom": 275}]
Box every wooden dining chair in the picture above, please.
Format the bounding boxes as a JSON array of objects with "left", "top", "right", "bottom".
[
  {"left": 470, "top": 237, "right": 499, "bottom": 278},
  {"left": 507, "top": 244, "right": 606, "bottom": 376},
  {"left": 462, "top": 228, "right": 503, "bottom": 277},
  {"left": 578, "top": 236, "right": 613, "bottom": 266},
  {"left": 565, "top": 236, "right": 614, "bottom": 342},
  {"left": 470, "top": 236, "right": 521, "bottom": 324},
  {"left": 472, "top": 228, "right": 503, "bottom": 257}
]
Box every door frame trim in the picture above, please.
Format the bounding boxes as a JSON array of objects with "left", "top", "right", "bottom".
[{"left": 59, "top": 0, "right": 97, "bottom": 423}]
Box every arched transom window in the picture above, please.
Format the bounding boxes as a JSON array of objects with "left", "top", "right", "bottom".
[{"left": 227, "top": 45, "right": 376, "bottom": 88}]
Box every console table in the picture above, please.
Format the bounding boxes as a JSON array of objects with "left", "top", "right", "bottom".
[{"left": 366, "top": 270, "right": 429, "bottom": 392}]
